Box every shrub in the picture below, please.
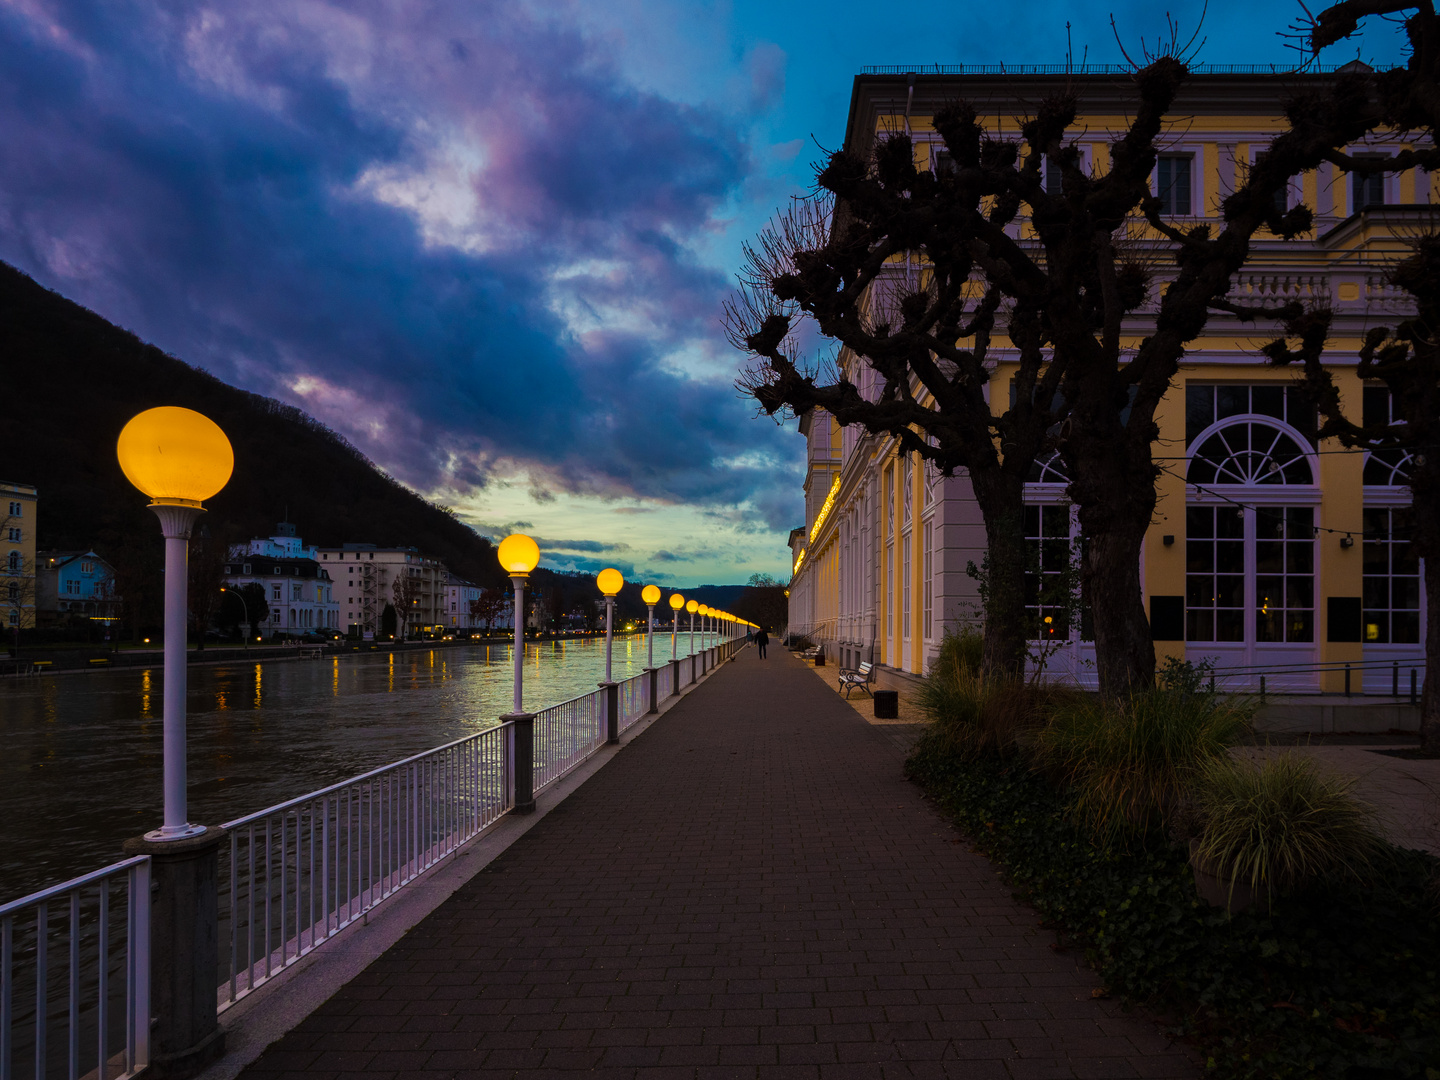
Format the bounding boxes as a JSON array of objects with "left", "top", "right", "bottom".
[
  {"left": 1033, "top": 687, "right": 1253, "bottom": 843},
  {"left": 915, "top": 633, "right": 1072, "bottom": 759},
  {"left": 1191, "top": 751, "right": 1385, "bottom": 904}
]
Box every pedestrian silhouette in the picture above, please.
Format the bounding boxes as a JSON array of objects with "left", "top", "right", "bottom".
[{"left": 754, "top": 626, "right": 769, "bottom": 659}]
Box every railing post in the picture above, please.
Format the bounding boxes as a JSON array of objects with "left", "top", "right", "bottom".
[
  {"left": 120, "top": 828, "right": 226, "bottom": 1078},
  {"left": 1345, "top": 663, "right": 1352, "bottom": 698},
  {"left": 670, "top": 658, "right": 681, "bottom": 696},
  {"left": 503, "top": 713, "right": 536, "bottom": 814},
  {"left": 601, "top": 682, "right": 619, "bottom": 744},
  {"left": 647, "top": 667, "right": 659, "bottom": 714}
]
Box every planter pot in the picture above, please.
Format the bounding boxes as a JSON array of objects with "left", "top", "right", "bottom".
[{"left": 1188, "top": 841, "right": 1268, "bottom": 915}]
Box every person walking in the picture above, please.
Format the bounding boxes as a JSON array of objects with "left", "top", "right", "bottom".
[{"left": 754, "top": 625, "right": 769, "bottom": 659}]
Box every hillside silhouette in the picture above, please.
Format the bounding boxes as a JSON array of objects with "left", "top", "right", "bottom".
[{"left": 1, "top": 262, "right": 506, "bottom": 592}]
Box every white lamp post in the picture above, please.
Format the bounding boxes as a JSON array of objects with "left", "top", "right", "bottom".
[
  {"left": 669, "top": 592, "right": 684, "bottom": 659},
  {"left": 686, "top": 599, "right": 698, "bottom": 654},
  {"left": 596, "top": 568, "right": 623, "bottom": 683},
  {"left": 641, "top": 584, "right": 660, "bottom": 668},
  {"left": 117, "top": 407, "right": 233, "bottom": 841},
  {"left": 497, "top": 534, "right": 540, "bottom": 713}
]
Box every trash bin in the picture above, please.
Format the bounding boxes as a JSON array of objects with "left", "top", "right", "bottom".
[
  {"left": 813, "top": 651, "right": 825, "bottom": 667},
  {"left": 873, "top": 690, "right": 898, "bottom": 719}
]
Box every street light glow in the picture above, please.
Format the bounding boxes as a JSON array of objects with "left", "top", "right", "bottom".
[
  {"left": 117, "top": 406, "right": 234, "bottom": 505},
  {"left": 596, "top": 567, "right": 624, "bottom": 596},
  {"left": 497, "top": 534, "right": 540, "bottom": 576}
]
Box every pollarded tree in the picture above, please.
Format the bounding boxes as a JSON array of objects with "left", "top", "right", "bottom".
[
  {"left": 729, "top": 48, "right": 1377, "bottom": 693},
  {"left": 1257, "top": 0, "right": 1440, "bottom": 752}
]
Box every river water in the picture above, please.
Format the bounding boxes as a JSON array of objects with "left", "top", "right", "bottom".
[{"left": 0, "top": 632, "right": 719, "bottom": 905}]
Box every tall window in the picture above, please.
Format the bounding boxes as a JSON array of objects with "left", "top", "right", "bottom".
[
  {"left": 1023, "top": 505, "right": 1074, "bottom": 639},
  {"left": 1186, "top": 507, "right": 1245, "bottom": 642},
  {"left": 1352, "top": 157, "right": 1388, "bottom": 212},
  {"left": 902, "top": 533, "right": 912, "bottom": 639},
  {"left": 1363, "top": 509, "right": 1420, "bottom": 643},
  {"left": 1256, "top": 507, "right": 1315, "bottom": 643},
  {"left": 1045, "top": 155, "right": 1064, "bottom": 194},
  {"left": 1157, "top": 155, "right": 1192, "bottom": 215},
  {"left": 922, "top": 520, "right": 934, "bottom": 640}
]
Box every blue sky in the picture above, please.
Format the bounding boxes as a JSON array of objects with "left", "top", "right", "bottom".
[{"left": 0, "top": 1, "right": 1410, "bottom": 585}]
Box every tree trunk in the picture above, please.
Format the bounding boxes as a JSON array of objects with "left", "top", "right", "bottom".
[
  {"left": 1081, "top": 525, "right": 1154, "bottom": 697},
  {"left": 971, "top": 470, "right": 1029, "bottom": 680},
  {"left": 1421, "top": 552, "right": 1440, "bottom": 755}
]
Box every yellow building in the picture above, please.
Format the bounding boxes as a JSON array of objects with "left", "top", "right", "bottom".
[
  {"left": 787, "top": 64, "right": 1426, "bottom": 695},
  {"left": 2, "top": 480, "right": 39, "bottom": 634}
]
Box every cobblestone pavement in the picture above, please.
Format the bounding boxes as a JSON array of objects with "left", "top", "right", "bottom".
[{"left": 239, "top": 646, "right": 1198, "bottom": 1080}]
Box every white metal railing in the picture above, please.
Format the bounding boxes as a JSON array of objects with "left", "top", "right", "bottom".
[
  {"left": 532, "top": 691, "right": 605, "bottom": 793},
  {"left": 219, "top": 724, "right": 511, "bottom": 1009},
  {"left": 656, "top": 663, "right": 673, "bottom": 701},
  {"left": 1, "top": 856, "right": 151, "bottom": 1080},
  {"left": 619, "top": 672, "right": 648, "bottom": 731}
]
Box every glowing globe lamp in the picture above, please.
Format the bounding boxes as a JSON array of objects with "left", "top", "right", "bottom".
[
  {"left": 669, "top": 593, "right": 685, "bottom": 611},
  {"left": 498, "top": 534, "right": 540, "bottom": 577},
  {"left": 597, "top": 568, "right": 624, "bottom": 596},
  {"left": 686, "top": 600, "right": 698, "bottom": 614},
  {"left": 117, "top": 407, "right": 234, "bottom": 506},
  {"left": 641, "top": 585, "right": 661, "bottom": 605},
  {"left": 117, "top": 407, "right": 234, "bottom": 843}
]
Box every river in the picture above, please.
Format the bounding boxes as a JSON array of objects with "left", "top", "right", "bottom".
[{"left": 0, "top": 632, "right": 720, "bottom": 904}]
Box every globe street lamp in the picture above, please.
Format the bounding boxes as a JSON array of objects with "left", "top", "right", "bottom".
[
  {"left": 686, "top": 599, "right": 698, "bottom": 654},
  {"left": 641, "top": 584, "right": 660, "bottom": 668},
  {"left": 669, "top": 592, "right": 684, "bottom": 660},
  {"left": 497, "top": 534, "right": 540, "bottom": 714},
  {"left": 117, "top": 407, "right": 233, "bottom": 841},
  {"left": 596, "top": 568, "right": 623, "bottom": 683}
]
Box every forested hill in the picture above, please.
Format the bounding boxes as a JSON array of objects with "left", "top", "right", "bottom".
[{"left": 0, "top": 262, "right": 505, "bottom": 590}]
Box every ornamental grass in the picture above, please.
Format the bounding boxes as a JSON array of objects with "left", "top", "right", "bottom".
[
  {"left": 1191, "top": 751, "right": 1386, "bottom": 904},
  {"left": 916, "top": 630, "right": 1071, "bottom": 759},
  {"left": 1032, "top": 686, "right": 1253, "bottom": 844}
]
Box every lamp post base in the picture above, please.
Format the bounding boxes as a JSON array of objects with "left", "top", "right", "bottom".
[
  {"left": 144, "top": 822, "right": 209, "bottom": 842},
  {"left": 122, "top": 826, "right": 226, "bottom": 1079},
  {"left": 501, "top": 711, "right": 536, "bottom": 814}
]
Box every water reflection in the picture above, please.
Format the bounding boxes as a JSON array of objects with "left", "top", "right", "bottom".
[{"left": 0, "top": 634, "right": 719, "bottom": 903}]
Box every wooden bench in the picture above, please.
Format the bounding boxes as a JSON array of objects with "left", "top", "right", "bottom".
[{"left": 838, "top": 661, "right": 875, "bottom": 699}]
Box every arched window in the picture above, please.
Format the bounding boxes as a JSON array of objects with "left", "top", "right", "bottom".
[
  {"left": 6, "top": 551, "right": 18, "bottom": 571},
  {"left": 1027, "top": 450, "right": 1070, "bottom": 483},
  {"left": 1363, "top": 449, "right": 1413, "bottom": 486},
  {"left": 1187, "top": 420, "right": 1314, "bottom": 485}
]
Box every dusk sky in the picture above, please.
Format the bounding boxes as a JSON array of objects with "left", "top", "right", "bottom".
[{"left": 0, "top": 1, "right": 1409, "bottom": 585}]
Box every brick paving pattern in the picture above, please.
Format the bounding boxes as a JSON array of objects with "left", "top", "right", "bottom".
[{"left": 240, "top": 647, "right": 1197, "bottom": 1080}]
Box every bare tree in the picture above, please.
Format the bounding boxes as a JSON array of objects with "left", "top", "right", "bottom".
[
  {"left": 391, "top": 569, "right": 422, "bottom": 640},
  {"left": 468, "top": 586, "right": 507, "bottom": 635},
  {"left": 2, "top": 507, "right": 36, "bottom": 655},
  {"left": 1255, "top": 1, "right": 1440, "bottom": 752},
  {"left": 730, "top": 44, "right": 1370, "bottom": 693}
]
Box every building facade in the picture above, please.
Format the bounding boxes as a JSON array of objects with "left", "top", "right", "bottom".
[
  {"left": 2, "top": 481, "right": 38, "bottom": 633},
  {"left": 316, "top": 543, "right": 447, "bottom": 637},
  {"left": 225, "top": 523, "right": 340, "bottom": 635},
  {"left": 36, "top": 551, "right": 120, "bottom": 627},
  {"left": 443, "top": 573, "right": 481, "bottom": 629},
  {"left": 787, "top": 66, "right": 1427, "bottom": 694}
]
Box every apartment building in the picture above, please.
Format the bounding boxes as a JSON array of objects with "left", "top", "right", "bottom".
[{"left": 317, "top": 543, "right": 446, "bottom": 638}]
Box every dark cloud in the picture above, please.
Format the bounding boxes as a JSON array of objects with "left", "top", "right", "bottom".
[
  {"left": 0, "top": 0, "right": 803, "bottom": 533},
  {"left": 537, "top": 538, "right": 627, "bottom": 554}
]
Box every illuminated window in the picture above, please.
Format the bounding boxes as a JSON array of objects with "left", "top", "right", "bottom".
[{"left": 1363, "top": 508, "right": 1420, "bottom": 643}]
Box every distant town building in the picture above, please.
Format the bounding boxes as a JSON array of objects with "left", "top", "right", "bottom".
[
  {"left": 316, "top": 543, "right": 447, "bottom": 638},
  {"left": 443, "top": 573, "right": 481, "bottom": 629},
  {"left": 36, "top": 551, "right": 119, "bottom": 627},
  {"left": 2, "top": 480, "right": 38, "bottom": 633},
  {"left": 225, "top": 523, "right": 339, "bottom": 636}
]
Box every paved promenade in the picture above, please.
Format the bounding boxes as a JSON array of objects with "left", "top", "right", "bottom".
[{"left": 239, "top": 647, "right": 1197, "bottom": 1080}]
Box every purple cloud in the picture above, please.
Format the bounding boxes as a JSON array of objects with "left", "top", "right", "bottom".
[{"left": 0, "top": 0, "right": 802, "bottom": 532}]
